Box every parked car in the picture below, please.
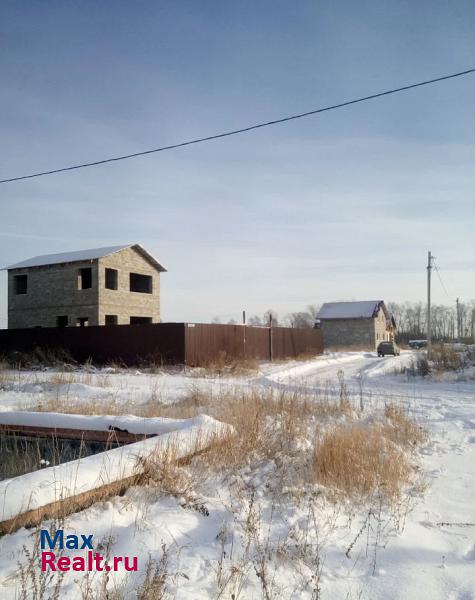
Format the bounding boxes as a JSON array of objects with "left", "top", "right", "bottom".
[
  {"left": 377, "top": 341, "right": 400, "bottom": 357},
  {"left": 408, "top": 340, "right": 428, "bottom": 349}
]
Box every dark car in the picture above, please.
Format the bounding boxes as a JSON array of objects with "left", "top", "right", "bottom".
[
  {"left": 377, "top": 341, "right": 400, "bottom": 357},
  {"left": 408, "top": 340, "right": 428, "bottom": 349}
]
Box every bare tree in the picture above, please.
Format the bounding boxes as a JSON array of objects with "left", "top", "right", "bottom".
[
  {"left": 263, "top": 309, "right": 279, "bottom": 327},
  {"left": 284, "top": 304, "right": 320, "bottom": 328},
  {"left": 248, "top": 315, "right": 263, "bottom": 326},
  {"left": 388, "top": 300, "right": 475, "bottom": 343}
]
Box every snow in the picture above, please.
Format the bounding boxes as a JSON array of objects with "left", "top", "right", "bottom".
[
  {"left": 2, "top": 243, "right": 166, "bottom": 272},
  {"left": 1, "top": 352, "right": 475, "bottom": 598},
  {"left": 317, "top": 300, "right": 384, "bottom": 319},
  {"left": 0, "top": 414, "right": 232, "bottom": 522},
  {"left": 3, "top": 245, "right": 130, "bottom": 270},
  {"left": 0, "top": 410, "right": 220, "bottom": 436}
]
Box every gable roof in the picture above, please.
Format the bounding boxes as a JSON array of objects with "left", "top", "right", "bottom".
[
  {"left": 317, "top": 301, "right": 387, "bottom": 320},
  {"left": 3, "top": 244, "right": 167, "bottom": 272}
]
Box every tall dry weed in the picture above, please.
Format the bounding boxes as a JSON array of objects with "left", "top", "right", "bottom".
[
  {"left": 383, "top": 404, "right": 428, "bottom": 449},
  {"left": 313, "top": 424, "right": 412, "bottom": 503},
  {"left": 194, "top": 352, "right": 259, "bottom": 377}
]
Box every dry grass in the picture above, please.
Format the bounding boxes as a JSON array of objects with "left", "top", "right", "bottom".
[
  {"left": 33, "top": 387, "right": 209, "bottom": 419},
  {"left": 294, "top": 351, "right": 323, "bottom": 361},
  {"left": 138, "top": 440, "right": 207, "bottom": 510},
  {"left": 34, "top": 384, "right": 353, "bottom": 475},
  {"left": 137, "top": 551, "right": 170, "bottom": 600},
  {"left": 431, "top": 344, "right": 468, "bottom": 372},
  {"left": 34, "top": 395, "right": 119, "bottom": 415},
  {"left": 193, "top": 352, "right": 260, "bottom": 377},
  {"left": 86, "top": 386, "right": 330, "bottom": 471},
  {"left": 3, "top": 346, "right": 76, "bottom": 368},
  {"left": 0, "top": 359, "right": 12, "bottom": 388},
  {"left": 194, "top": 388, "right": 352, "bottom": 472},
  {"left": 135, "top": 390, "right": 316, "bottom": 470},
  {"left": 383, "top": 403, "right": 428, "bottom": 449},
  {"left": 47, "top": 370, "right": 112, "bottom": 388},
  {"left": 30, "top": 380, "right": 426, "bottom": 507},
  {"left": 142, "top": 388, "right": 210, "bottom": 419},
  {"left": 313, "top": 423, "right": 415, "bottom": 503},
  {"left": 268, "top": 352, "right": 321, "bottom": 364},
  {"left": 17, "top": 521, "right": 67, "bottom": 599}
]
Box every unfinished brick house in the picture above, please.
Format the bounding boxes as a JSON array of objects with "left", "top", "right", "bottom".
[
  {"left": 315, "top": 300, "right": 396, "bottom": 350},
  {"left": 4, "top": 244, "right": 166, "bottom": 329}
]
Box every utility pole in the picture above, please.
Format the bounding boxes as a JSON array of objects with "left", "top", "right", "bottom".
[
  {"left": 456, "top": 298, "right": 460, "bottom": 341},
  {"left": 427, "top": 251, "right": 434, "bottom": 358},
  {"left": 269, "top": 313, "right": 273, "bottom": 361}
]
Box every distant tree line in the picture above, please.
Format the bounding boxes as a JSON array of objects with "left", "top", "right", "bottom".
[
  {"left": 213, "top": 305, "right": 320, "bottom": 329},
  {"left": 213, "top": 300, "right": 475, "bottom": 342},
  {"left": 388, "top": 300, "right": 475, "bottom": 342}
]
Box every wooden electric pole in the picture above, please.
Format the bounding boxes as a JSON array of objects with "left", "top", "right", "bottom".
[
  {"left": 456, "top": 297, "right": 460, "bottom": 341},
  {"left": 269, "top": 313, "right": 273, "bottom": 361},
  {"left": 427, "top": 251, "right": 434, "bottom": 358}
]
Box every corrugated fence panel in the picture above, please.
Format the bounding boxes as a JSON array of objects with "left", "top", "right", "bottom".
[
  {"left": 242, "top": 326, "right": 270, "bottom": 360},
  {"left": 184, "top": 323, "right": 244, "bottom": 366},
  {"left": 0, "top": 323, "right": 186, "bottom": 365},
  {"left": 184, "top": 323, "right": 323, "bottom": 366},
  {"left": 272, "top": 327, "right": 324, "bottom": 359}
]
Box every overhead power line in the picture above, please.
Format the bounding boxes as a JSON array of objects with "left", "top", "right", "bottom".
[
  {"left": 1, "top": 67, "right": 474, "bottom": 184},
  {"left": 433, "top": 260, "right": 453, "bottom": 300}
]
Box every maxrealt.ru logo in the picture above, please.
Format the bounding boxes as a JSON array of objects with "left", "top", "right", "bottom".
[{"left": 40, "top": 530, "right": 138, "bottom": 572}]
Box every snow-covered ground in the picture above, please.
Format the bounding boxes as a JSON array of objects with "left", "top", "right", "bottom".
[
  {"left": 0, "top": 351, "right": 474, "bottom": 599},
  {"left": 0, "top": 412, "right": 232, "bottom": 523}
]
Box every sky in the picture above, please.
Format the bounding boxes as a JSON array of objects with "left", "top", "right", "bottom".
[{"left": 1, "top": 0, "right": 474, "bottom": 327}]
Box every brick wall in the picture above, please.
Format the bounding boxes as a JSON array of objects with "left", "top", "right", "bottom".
[
  {"left": 98, "top": 247, "right": 161, "bottom": 325},
  {"left": 321, "top": 318, "right": 374, "bottom": 350},
  {"left": 7, "top": 247, "right": 162, "bottom": 329},
  {"left": 8, "top": 261, "right": 100, "bottom": 328},
  {"left": 320, "top": 308, "right": 391, "bottom": 350},
  {"left": 373, "top": 307, "right": 389, "bottom": 345}
]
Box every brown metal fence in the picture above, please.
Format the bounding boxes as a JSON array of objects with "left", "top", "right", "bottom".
[
  {"left": 0, "top": 323, "right": 323, "bottom": 366},
  {"left": 184, "top": 323, "right": 323, "bottom": 365},
  {"left": 0, "top": 323, "right": 186, "bottom": 365},
  {"left": 184, "top": 323, "right": 268, "bottom": 365},
  {"left": 271, "top": 326, "right": 324, "bottom": 360}
]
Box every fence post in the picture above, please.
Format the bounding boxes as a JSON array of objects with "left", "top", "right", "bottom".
[
  {"left": 242, "top": 310, "right": 246, "bottom": 358},
  {"left": 269, "top": 314, "right": 273, "bottom": 361},
  {"left": 183, "top": 322, "right": 187, "bottom": 373}
]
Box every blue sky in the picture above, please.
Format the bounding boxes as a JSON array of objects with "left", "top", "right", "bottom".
[{"left": 1, "top": 0, "right": 474, "bottom": 326}]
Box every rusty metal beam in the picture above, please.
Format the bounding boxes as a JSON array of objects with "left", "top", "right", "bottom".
[{"left": 0, "top": 423, "right": 154, "bottom": 444}]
